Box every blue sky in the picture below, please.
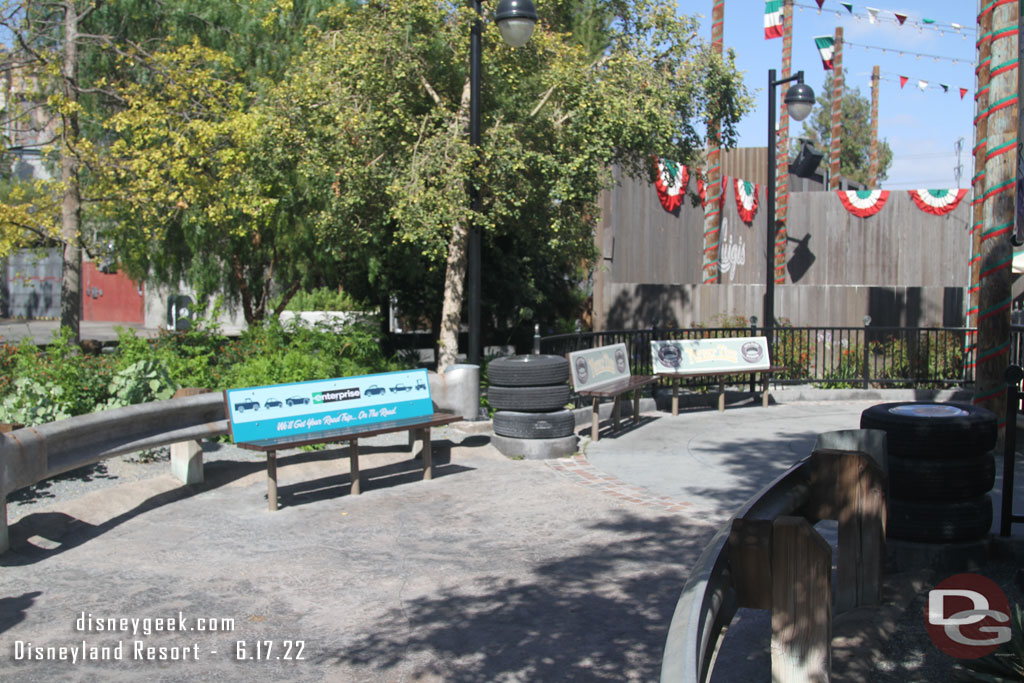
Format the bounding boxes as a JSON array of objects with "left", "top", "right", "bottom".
[{"left": 692, "top": 0, "right": 976, "bottom": 190}]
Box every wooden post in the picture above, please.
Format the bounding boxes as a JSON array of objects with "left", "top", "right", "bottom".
[
  {"left": 968, "top": 4, "right": 993, "bottom": 372},
  {"left": 701, "top": 0, "right": 725, "bottom": 285},
  {"left": 632, "top": 389, "right": 640, "bottom": 424},
  {"left": 771, "top": 516, "right": 832, "bottom": 683},
  {"left": 869, "top": 66, "right": 880, "bottom": 187},
  {"left": 592, "top": 396, "right": 601, "bottom": 442},
  {"left": 421, "top": 428, "right": 433, "bottom": 481},
  {"left": 349, "top": 440, "right": 361, "bottom": 495},
  {"left": 729, "top": 518, "right": 774, "bottom": 610},
  {"left": 672, "top": 379, "right": 679, "bottom": 416},
  {"left": 267, "top": 450, "right": 277, "bottom": 512},
  {"left": 828, "top": 27, "right": 844, "bottom": 190},
  {"left": 774, "top": 0, "right": 794, "bottom": 286},
  {"left": 717, "top": 378, "right": 726, "bottom": 412},
  {"left": 976, "top": 0, "right": 1017, "bottom": 421},
  {"left": 808, "top": 450, "right": 886, "bottom": 612},
  {"left": 613, "top": 394, "right": 621, "bottom": 431}
]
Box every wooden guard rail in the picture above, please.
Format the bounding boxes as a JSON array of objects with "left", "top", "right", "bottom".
[{"left": 660, "top": 429, "right": 887, "bottom": 683}]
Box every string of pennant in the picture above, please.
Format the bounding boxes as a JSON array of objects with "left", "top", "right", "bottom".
[
  {"left": 793, "top": 1, "right": 974, "bottom": 37},
  {"left": 841, "top": 39, "right": 970, "bottom": 66},
  {"left": 874, "top": 73, "right": 970, "bottom": 98}
]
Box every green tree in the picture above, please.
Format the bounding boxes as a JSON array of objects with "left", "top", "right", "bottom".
[
  {"left": 271, "top": 0, "right": 749, "bottom": 367},
  {"left": 801, "top": 73, "right": 893, "bottom": 186}
]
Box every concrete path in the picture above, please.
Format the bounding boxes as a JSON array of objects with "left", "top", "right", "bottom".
[{"left": 0, "top": 396, "right": 1020, "bottom": 681}]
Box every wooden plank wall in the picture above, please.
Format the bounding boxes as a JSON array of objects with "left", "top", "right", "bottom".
[{"left": 595, "top": 167, "right": 972, "bottom": 329}]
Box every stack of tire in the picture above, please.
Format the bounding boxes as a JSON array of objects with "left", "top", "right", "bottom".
[
  {"left": 488, "top": 355, "right": 577, "bottom": 459},
  {"left": 860, "top": 402, "right": 997, "bottom": 544}
]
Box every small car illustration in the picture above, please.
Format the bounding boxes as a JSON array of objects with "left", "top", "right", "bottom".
[
  {"left": 286, "top": 396, "right": 310, "bottom": 406},
  {"left": 390, "top": 383, "right": 411, "bottom": 393},
  {"left": 365, "top": 385, "right": 386, "bottom": 396},
  {"left": 234, "top": 399, "right": 260, "bottom": 413},
  {"left": 415, "top": 380, "right": 427, "bottom": 391},
  {"left": 264, "top": 398, "right": 283, "bottom": 409}
]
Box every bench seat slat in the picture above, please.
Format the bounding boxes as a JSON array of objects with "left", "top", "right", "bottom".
[
  {"left": 236, "top": 412, "right": 461, "bottom": 452},
  {"left": 575, "top": 375, "right": 657, "bottom": 398}
]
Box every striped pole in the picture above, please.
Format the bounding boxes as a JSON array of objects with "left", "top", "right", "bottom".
[
  {"left": 774, "top": 0, "right": 793, "bottom": 285},
  {"left": 869, "top": 65, "right": 880, "bottom": 187},
  {"left": 975, "top": 0, "right": 1017, "bottom": 422},
  {"left": 967, "top": 4, "right": 993, "bottom": 380},
  {"left": 702, "top": 0, "right": 725, "bottom": 284},
  {"left": 828, "top": 27, "right": 844, "bottom": 190}
]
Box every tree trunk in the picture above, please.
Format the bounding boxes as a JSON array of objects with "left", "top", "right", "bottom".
[
  {"left": 59, "top": 0, "right": 81, "bottom": 342},
  {"left": 437, "top": 215, "right": 469, "bottom": 370}
]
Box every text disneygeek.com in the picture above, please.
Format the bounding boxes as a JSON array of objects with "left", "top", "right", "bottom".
[{"left": 9, "top": 612, "right": 305, "bottom": 664}]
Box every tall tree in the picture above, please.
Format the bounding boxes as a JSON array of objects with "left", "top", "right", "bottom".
[
  {"left": 273, "top": 0, "right": 749, "bottom": 368},
  {"left": 801, "top": 73, "right": 893, "bottom": 185}
]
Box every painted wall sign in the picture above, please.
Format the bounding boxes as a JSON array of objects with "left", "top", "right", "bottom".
[
  {"left": 567, "top": 343, "right": 631, "bottom": 391},
  {"left": 225, "top": 369, "right": 432, "bottom": 443},
  {"left": 651, "top": 337, "right": 771, "bottom": 375}
]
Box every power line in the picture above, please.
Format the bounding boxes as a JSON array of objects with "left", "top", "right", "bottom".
[{"left": 843, "top": 40, "right": 971, "bottom": 66}]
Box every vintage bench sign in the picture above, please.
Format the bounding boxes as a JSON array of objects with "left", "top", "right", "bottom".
[
  {"left": 651, "top": 337, "right": 771, "bottom": 375},
  {"left": 225, "top": 369, "right": 433, "bottom": 443},
  {"left": 568, "top": 343, "right": 631, "bottom": 391}
]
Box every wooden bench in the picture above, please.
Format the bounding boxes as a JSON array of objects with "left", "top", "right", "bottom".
[
  {"left": 567, "top": 343, "right": 657, "bottom": 442},
  {"left": 225, "top": 369, "right": 460, "bottom": 511},
  {"left": 651, "top": 336, "right": 785, "bottom": 415}
]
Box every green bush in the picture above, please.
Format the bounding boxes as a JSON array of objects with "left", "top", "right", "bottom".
[{"left": 273, "top": 287, "right": 367, "bottom": 312}]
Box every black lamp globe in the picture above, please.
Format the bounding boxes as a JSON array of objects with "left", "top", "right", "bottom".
[
  {"left": 495, "top": 0, "right": 538, "bottom": 47},
  {"left": 784, "top": 82, "right": 816, "bottom": 121}
]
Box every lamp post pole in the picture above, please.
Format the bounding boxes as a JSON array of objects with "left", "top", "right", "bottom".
[
  {"left": 468, "top": 1, "right": 483, "bottom": 366},
  {"left": 765, "top": 69, "right": 809, "bottom": 352}
]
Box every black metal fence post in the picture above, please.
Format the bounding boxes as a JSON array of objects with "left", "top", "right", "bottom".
[
  {"left": 862, "top": 316, "right": 871, "bottom": 389},
  {"left": 533, "top": 323, "right": 540, "bottom": 355},
  {"left": 1002, "top": 365, "right": 1024, "bottom": 537}
]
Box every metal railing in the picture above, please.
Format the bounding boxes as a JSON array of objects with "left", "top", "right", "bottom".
[{"left": 542, "top": 324, "right": 978, "bottom": 390}]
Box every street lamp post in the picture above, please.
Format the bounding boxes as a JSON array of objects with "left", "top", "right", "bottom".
[
  {"left": 467, "top": 0, "right": 537, "bottom": 366},
  {"left": 765, "top": 69, "right": 815, "bottom": 351}
]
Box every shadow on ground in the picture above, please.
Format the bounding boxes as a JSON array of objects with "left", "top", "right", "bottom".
[{"left": 313, "top": 511, "right": 716, "bottom": 682}]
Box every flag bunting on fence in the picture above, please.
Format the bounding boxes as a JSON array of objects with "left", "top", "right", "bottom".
[
  {"left": 908, "top": 189, "right": 968, "bottom": 215},
  {"left": 734, "top": 179, "right": 760, "bottom": 223},
  {"left": 653, "top": 157, "right": 688, "bottom": 213},
  {"left": 836, "top": 189, "right": 890, "bottom": 217}
]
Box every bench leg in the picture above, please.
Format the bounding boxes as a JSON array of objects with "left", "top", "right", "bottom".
[
  {"left": 592, "top": 397, "right": 600, "bottom": 442},
  {"left": 672, "top": 380, "right": 679, "bottom": 417},
  {"left": 633, "top": 390, "right": 641, "bottom": 424},
  {"left": 349, "top": 440, "right": 361, "bottom": 495},
  {"left": 421, "top": 428, "right": 433, "bottom": 481},
  {"left": 718, "top": 379, "right": 726, "bottom": 412},
  {"left": 267, "top": 450, "right": 278, "bottom": 512},
  {"left": 613, "top": 395, "right": 621, "bottom": 431}
]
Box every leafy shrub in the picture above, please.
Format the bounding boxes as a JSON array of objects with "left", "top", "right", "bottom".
[
  {"left": 104, "top": 360, "right": 178, "bottom": 408},
  {"left": 273, "top": 287, "right": 367, "bottom": 312},
  {"left": 0, "top": 377, "right": 72, "bottom": 426}
]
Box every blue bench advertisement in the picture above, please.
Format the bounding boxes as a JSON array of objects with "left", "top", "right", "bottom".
[{"left": 225, "top": 369, "right": 433, "bottom": 443}]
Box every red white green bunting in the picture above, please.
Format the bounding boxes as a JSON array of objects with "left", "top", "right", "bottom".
[
  {"left": 734, "top": 179, "right": 759, "bottom": 223},
  {"left": 908, "top": 188, "right": 968, "bottom": 216},
  {"left": 654, "top": 157, "right": 688, "bottom": 212},
  {"left": 698, "top": 175, "right": 727, "bottom": 210},
  {"left": 836, "top": 189, "right": 890, "bottom": 217}
]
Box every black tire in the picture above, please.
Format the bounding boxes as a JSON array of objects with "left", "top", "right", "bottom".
[
  {"left": 859, "top": 402, "right": 997, "bottom": 459},
  {"left": 887, "top": 452, "right": 995, "bottom": 502},
  {"left": 488, "top": 385, "right": 571, "bottom": 412},
  {"left": 487, "top": 355, "right": 570, "bottom": 387},
  {"left": 887, "top": 495, "right": 993, "bottom": 543},
  {"left": 493, "top": 410, "right": 576, "bottom": 439}
]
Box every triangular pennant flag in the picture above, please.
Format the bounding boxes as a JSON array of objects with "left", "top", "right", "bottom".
[
  {"left": 918, "top": 80, "right": 928, "bottom": 91},
  {"left": 952, "top": 22, "right": 962, "bottom": 31},
  {"left": 866, "top": 7, "right": 879, "bottom": 23},
  {"left": 840, "top": 2, "right": 853, "bottom": 13},
  {"left": 894, "top": 12, "right": 907, "bottom": 25},
  {"left": 815, "top": 0, "right": 825, "bottom": 10},
  {"left": 814, "top": 35, "right": 835, "bottom": 71},
  {"left": 899, "top": 75, "right": 908, "bottom": 88},
  {"left": 940, "top": 84, "right": 949, "bottom": 93},
  {"left": 764, "top": 0, "right": 784, "bottom": 39},
  {"left": 922, "top": 18, "right": 935, "bottom": 24},
  {"left": 960, "top": 88, "right": 968, "bottom": 99}
]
